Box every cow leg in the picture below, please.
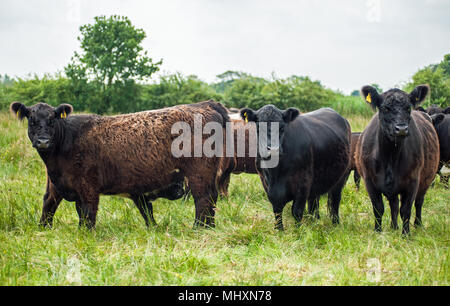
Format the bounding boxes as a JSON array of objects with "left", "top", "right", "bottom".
[
  {"left": 400, "top": 191, "right": 416, "bottom": 235},
  {"left": 216, "top": 158, "right": 234, "bottom": 198},
  {"left": 437, "top": 162, "right": 448, "bottom": 189},
  {"left": 131, "top": 194, "right": 157, "bottom": 227},
  {"left": 307, "top": 197, "right": 320, "bottom": 220},
  {"left": 365, "top": 180, "right": 384, "bottom": 232},
  {"left": 218, "top": 175, "right": 231, "bottom": 198},
  {"left": 440, "top": 173, "right": 449, "bottom": 189},
  {"left": 413, "top": 192, "right": 426, "bottom": 227},
  {"left": 327, "top": 172, "right": 348, "bottom": 225},
  {"left": 39, "top": 179, "right": 63, "bottom": 228},
  {"left": 292, "top": 187, "right": 310, "bottom": 226},
  {"left": 75, "top": 201, "right": 83, "bottom": 227},
  {"left": 78, "top": 191, "right": 100, "bottom": 230},
  {"left": 272, "top": 201, "right": 286, "bottom": 231},
  {"left": 189, "top": 178, "right": 217, "bottom": 228},
  {"left": 387, "top": 195, "right": 399, "bottom": 230}
]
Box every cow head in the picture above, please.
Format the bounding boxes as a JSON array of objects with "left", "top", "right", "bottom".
[
  {"left": 426, "top": 105, "right": 443, "bottom": 116},
  {"left": 10, "top": 102, "right": 73, "bottom": 152},
  {"left": 240, "top": 105, "right": 299, "bottom": 160},
  {"left": 430, "top": 113, "right": 445, "bottom": 128},
  {"left": 361, "top": 85, "right": 429, "bottom": 142}
]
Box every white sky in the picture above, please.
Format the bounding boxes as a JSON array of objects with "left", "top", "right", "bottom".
[{"left": 1, "top": 0, "right": 449, "bottom": 94}]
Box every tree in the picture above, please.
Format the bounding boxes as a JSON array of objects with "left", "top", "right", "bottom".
[
  {"left": 65, "top": 15, "right": 162, "bottom": 113},
  {"left": 369, "top": 83, "right": 382, "bottom": 93},
  {"left": 438, "top": 54, "right": 450, "bottom": 77},
  {"left": 404, "top": 54, "right": 450, "bottom": 108}
]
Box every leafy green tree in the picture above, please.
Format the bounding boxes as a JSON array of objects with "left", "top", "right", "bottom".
[
  {"left": 65, "top": 15, "right": 162, "bottom": 113},
  {"left": 438, "top": 54, "right": 450, "bottom": 77},
  {"left": 404, "top": 67, "right": 449, "bottom": 108},
  {"left": 369, "top": 83, "right": 383, "bottom": 93}
]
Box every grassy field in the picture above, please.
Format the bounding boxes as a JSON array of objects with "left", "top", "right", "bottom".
[{"left": 0, "top": 111, "right": 448, "bottom": 286}]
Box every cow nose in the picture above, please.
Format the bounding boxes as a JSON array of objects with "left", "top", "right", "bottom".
[
  {"left": 395, "top": 124, "right": 409, "bottom": 136},
  {"left": 36, "top": 138, "right": 50, "bottom": 149}
]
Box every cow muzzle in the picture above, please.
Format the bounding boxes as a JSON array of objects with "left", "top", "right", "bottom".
[
  {"left": 394, "top": 124, "right": 409, "bottom": 137},
  {"left": 34, "top": 138, "right": 51, "bottom": 150}
]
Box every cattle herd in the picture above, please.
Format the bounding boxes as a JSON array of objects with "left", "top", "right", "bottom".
[{"left": 9, "top": 84, "right": 450, "bottom": 235}]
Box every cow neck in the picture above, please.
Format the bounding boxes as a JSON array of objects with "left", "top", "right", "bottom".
[
  {"left": 258, "top": 157, "right": 283, "bottom": 185},
  {"left": 377, "top": 128, "right": 407, "bottom": 162}
]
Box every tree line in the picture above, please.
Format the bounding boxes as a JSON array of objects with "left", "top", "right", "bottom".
[{"left": 0, "top": 16, "right": 448, "bottom": 116}]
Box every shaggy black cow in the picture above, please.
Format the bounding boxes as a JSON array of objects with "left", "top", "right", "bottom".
[
  {"left": 355, "top": 85, "right": 440, "bottom": 235},
  {"left": 240, "top": 105, "right": 351, "bottom": 230}
]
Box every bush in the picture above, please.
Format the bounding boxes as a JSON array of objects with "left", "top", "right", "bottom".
[
  {"left": 0, "top": 74, "right": 75, "bottom": 111},
  {"left": 140, "top": 73, "right": 223, "bottom": 111},
  {"left": 222, "top": 75, "right": 338, "bottom": 112}
]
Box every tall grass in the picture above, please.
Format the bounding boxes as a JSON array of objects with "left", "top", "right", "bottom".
[
  {"left": 0, "top": 111, "right": 448, "bottom": 286},
  {"left": 330, "top": 95, "right": 375, "bottom": 118}
]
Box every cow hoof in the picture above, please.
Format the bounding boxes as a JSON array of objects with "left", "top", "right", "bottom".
[
  {"left": 414, "top": 220, "right": 423, "bottom": 227},
  {"left": 274, "top": 224, "right": 284, "bottom": 231}
]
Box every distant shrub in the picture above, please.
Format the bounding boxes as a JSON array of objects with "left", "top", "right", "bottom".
[
  {"left": 222, "top": 75, "right": 338, "bottom": 112},
  {"left": 0, "top": 74, "right": 74, "bottom": 111},
  {"left": 140, "top": 73, "right": 223, "bottom": 111}
]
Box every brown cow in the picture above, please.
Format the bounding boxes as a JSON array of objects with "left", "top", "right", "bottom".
[
  {"left": 350, "top": 132, "right": 362, "bottom": 189},
  {"left": 217, "top": 114, "right": 258, "bottom": 196},
  {"left": 356, "top": 85, "right": 440, "bottom": 235},
  {"left": 10, "top": 100, "right": 231, "bottom": 229}
]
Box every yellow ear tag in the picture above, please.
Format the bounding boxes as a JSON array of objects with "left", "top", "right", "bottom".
[
  {"left": 61, "top": 111, "right": 67, "bottom": 119},
  {"left": 244, "top": 112, "right": 248, "bottom": 123},
  {"left": 16, "top": 110, "right": 20, "bottom": 118},
  {"left": 366, "top": 93, "right": 372, "bottom": 104}
]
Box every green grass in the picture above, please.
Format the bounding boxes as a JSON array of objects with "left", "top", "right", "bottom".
[{"left": 0, "top": 111, "right": 448, "bottom": 286}]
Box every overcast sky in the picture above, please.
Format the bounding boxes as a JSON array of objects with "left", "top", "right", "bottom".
[{"left": 1, "top": 0, "right": 449, "bottom": 94}]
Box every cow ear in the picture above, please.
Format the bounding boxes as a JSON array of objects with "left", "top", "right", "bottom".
[
  {"left": 240, "top": 108, "right": 257, "bottom": 122},
  {"left": 361, "top": 86, "right": 382, "bottom": 110},
  {"left": 444, "top": 107, "right": 450, "bottom": 114},
  {"left": 282, "top": 107, "right": 300, "bottom": 123},
  {"left": 10, "top": 102, "right": 29, "bottom": 121},
  {"left": 55, "top": 104, "right": 73, "bottom": 119},
  {"left": 431, "top": 113, "right": 445, "bottom": 127},
  {"left": 409, "top": 85, "right": 429, "bottom": 107}
]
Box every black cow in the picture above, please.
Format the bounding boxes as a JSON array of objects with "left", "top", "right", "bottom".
[
  {"left": 355, "top": 85, "right": 440, "bottom": 235},
  {"left": 418, "top": 106, "right": 450, "bottom": 188},
  {"left": 434, "top": 108, "right": 450, "bottom": 188},
  {"left": 240, "top": 105, "right": 351, "bottom": 230}
]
